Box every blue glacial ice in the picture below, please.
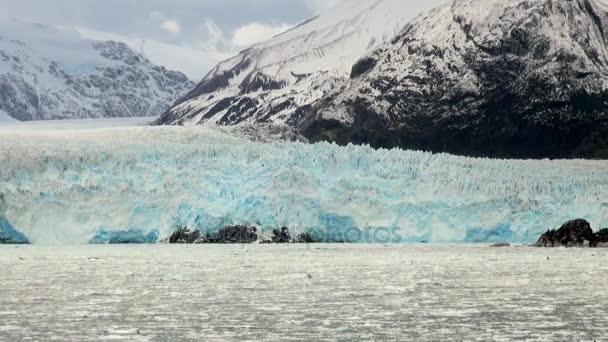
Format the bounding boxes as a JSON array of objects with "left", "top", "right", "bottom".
[
  {"left": 0, "top": 120, "right": 607, "bottom": 244},
  {"left": 0, "top": 218, "right": 30, "bottom": 244},
  {"left": 89, "top": 228, "right": 159, "bottom": 244}
]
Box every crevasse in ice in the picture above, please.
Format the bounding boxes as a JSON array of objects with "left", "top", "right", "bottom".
[{"left": 1, "top": 121, "right": 607, "bottom": 244}]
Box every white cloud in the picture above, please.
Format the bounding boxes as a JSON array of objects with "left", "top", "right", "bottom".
[
  {"left": 149, "top": 11, "right": 181, "bottom": 34},
  {"left": 161, "top": 19, "right": 181, "bottom": 34},
  {"left": 202, "top": 19, "right": 226, "bottom": 48},
  {"left": 231, "top": 22, "right": 292, "bottom": 48},
  {"left": 305, "top": 0, "right": 346, "bottom": 13}
]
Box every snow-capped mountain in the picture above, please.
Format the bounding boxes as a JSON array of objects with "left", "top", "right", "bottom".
[
  {"left": 0, "top": 20, "right": 194, "bottom": 121},
  {"left": 156, "top": 0, "right": 443, "bottom": 126},
  {"left": 303, "top": 0, "right": 608, "bottom": 158},
  {"left": 159, "top": 0, "right": 608, "bottom": 159}
]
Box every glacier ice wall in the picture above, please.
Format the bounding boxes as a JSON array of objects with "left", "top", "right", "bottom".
[{"left": 1, "top": 120, "right": 607, "bottom": 244}]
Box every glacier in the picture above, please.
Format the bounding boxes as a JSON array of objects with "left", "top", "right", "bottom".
[{"left": 1, "top": 119, "right": 607, "bottom": 244}]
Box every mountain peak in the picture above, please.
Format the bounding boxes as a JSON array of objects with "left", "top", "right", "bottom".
[{"left": 93, "top": 41, "right": 149, "bottom": 66}]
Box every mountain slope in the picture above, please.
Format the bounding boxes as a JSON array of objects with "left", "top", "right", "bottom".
[
  {"left": 156, "top": 0, "right": 443, "bottom": 126},
  {"left": 0, "top": 20, "right": 194, "bottom": 121},
  {"left": 303, "top": 0, "right": 608, "bottom": 158}
]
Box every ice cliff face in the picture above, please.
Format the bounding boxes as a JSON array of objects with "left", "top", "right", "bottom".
[
  {"left": 155, "top": 0, "right": 443, "bottom": 126},
  {"left": 1, "top": 120, "right": 607, "bottom": 244},
  {"left": 0, "top": 20, "right": 194, "bottom": 121},
  {"left": 304, "top": 0, "right": 608, "bottom": 158}
]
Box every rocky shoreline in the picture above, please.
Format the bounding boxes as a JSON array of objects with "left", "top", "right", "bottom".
[
  {"left": 534, "top": 219, "right": 608, "bottom": 248},
  {"left": 2, "top": 220, "right": 608, "bottom": 246},
  {"left": 165, "top": 220, "right": 608, "bottom": 247},
  {"left": 167, "top": 226, "right": 318, "bottom": 244}
]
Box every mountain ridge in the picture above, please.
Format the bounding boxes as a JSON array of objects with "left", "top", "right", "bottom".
[{"left": 0, "top": 20, "right": 194, "bottom": 121}]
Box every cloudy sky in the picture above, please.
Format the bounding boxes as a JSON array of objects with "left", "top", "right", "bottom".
[{"left": 0, "top": 0, "right": 440, "bottom": 80}]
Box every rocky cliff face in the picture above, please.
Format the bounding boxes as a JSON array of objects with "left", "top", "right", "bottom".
[
  {"left": 303, "top": 0, "right": 608, "bottom": 158},
  {"left": 0, "top": 21, "right": 194, "bottom": 121}
]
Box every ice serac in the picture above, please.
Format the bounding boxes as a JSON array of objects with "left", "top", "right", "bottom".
[
  {"left": 0, "top": 20, "right": 194, "bottom": 121},
  {"left": 1, "top": 121, "right": 607, "bottom": 245},
  {"left": 304, "top": 0, "right": 608, "bottom": 158},
  {"left": 155, "top": 0, "right": 442, "bottom": 126}
]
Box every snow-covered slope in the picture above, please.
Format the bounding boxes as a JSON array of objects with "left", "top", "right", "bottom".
[
  {"left": 0, "top": 20, "right": 194, "bottom": 121},
  {"left": 304, "top": 0, "right": 608, "bottom": 158},
  {"left": 1, "top": 120, "right": 608, "bottom": 244},
  {"left": 156, "top": 0, "right": 444, "bottom": 126}
]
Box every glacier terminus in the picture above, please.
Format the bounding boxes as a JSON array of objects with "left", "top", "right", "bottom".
[{"left": 1, "top": 119, "right": 607, "bottom": 245}]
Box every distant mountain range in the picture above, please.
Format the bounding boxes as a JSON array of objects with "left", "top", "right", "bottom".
[
  {"left": 0, "top": 20, "right": 194, "bottom": 121},
  {"left": 158, "top": 0, "right": 608, "bottom": 159}
]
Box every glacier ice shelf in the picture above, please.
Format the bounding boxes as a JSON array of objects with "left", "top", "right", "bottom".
[{"left": 0, "top": 119, "right": 607, "bottom": 244}]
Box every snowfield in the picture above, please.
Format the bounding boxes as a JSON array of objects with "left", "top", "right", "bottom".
[{"left": 1, "top": 119, "right": 607, "bottom": 244}]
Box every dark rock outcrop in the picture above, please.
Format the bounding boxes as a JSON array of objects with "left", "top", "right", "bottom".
[
  {"left": 169, "top": 227, "right": 204, "bottom": 244},
  {"left": 271, "top": 227, "right": 291, "bottom": 243},
  {"left": 536, "top": 219, "right": 597, "bottom": 247},
  {"left": 167, "top": 226, "right": 322, "bottom": 244},
  {"left": 213, "top": 225, "right": 258, "bottom": 244},
  {"left": 168, "top": 226, "right": 258, "bottom": 244},
  {"left": 350, "top": 56, "right": 377, "bottom": 79},
  {"left": 591, "top": 228, "right": 608, "bottom": 247},
  {"left": 294, "top": 232, "right": 319, "bottom": 244},
  {"left": 597, "top": 228, "right": 608, "bottom": 242}
]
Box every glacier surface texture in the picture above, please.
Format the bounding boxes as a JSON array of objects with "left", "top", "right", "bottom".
[{"left": 1, "top": 119, "right": 607, "bottom": 244}]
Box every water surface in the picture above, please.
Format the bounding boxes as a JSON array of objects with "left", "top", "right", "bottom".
[{"left": 1, "top": 244, "right": 605, "bottom": 341}]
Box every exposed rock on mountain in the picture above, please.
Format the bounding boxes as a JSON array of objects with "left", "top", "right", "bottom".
[{"left": 304, "top": 0, "right": 608, "bottom": 158}]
